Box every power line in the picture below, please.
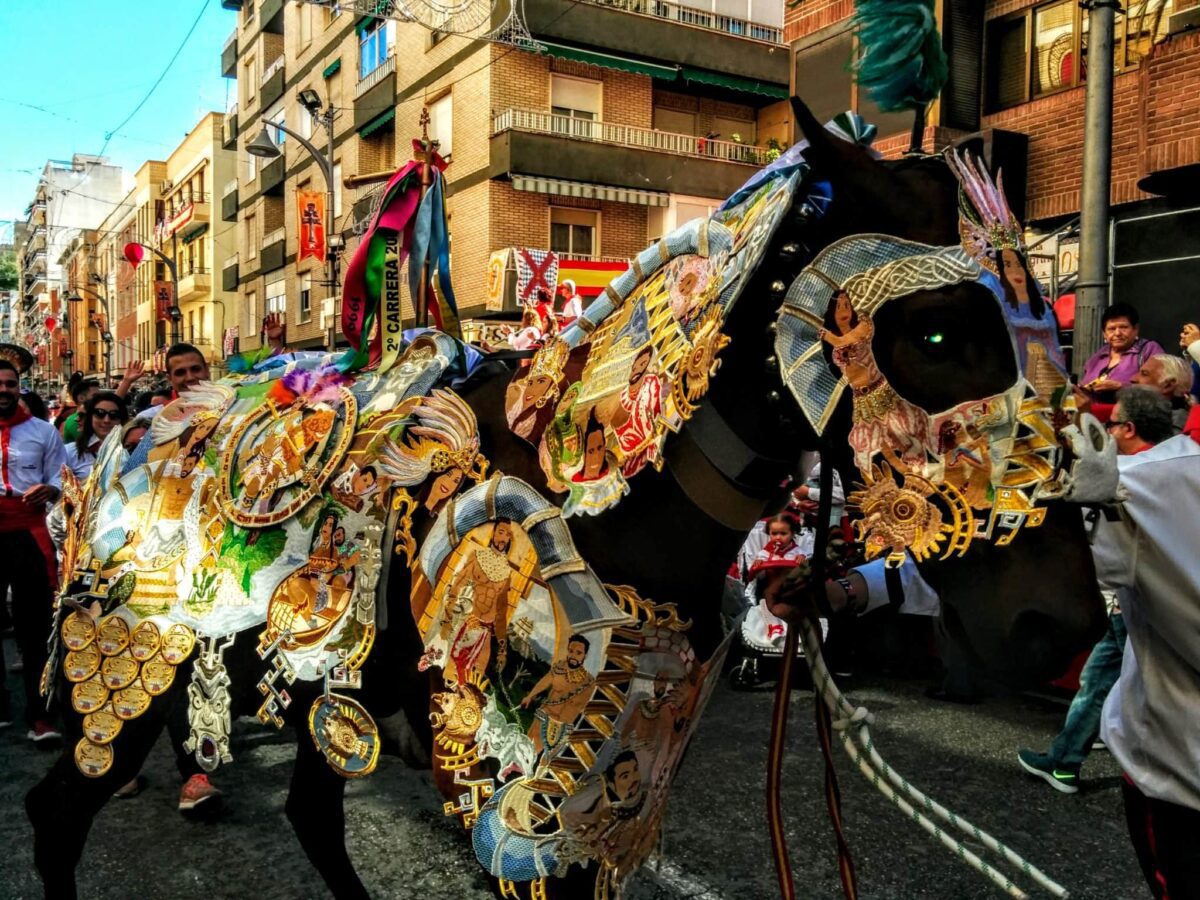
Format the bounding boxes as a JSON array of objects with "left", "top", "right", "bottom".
[{"left": 99, "top": 0, "right": 214, "bottom": 156}]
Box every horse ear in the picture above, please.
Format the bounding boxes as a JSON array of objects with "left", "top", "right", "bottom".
[{"left": 790, "top": 96, "right": 861, "bottom": 169}]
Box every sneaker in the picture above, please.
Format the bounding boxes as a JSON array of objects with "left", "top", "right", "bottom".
[
  {"left": 1017, "top": 749, "right": 1079, "bottom": 794},
  {"left": 27, "top": 720, "right": 62, "bottom": 743},
  {"left": 178, "top": 774, "right": 222, "bottom": 812},
  {"left": 9, "top": 651, "right": 23, "bottom": 673},
  {"left": 1092, "top": 739, "right": 1107, "bottom": 751}
]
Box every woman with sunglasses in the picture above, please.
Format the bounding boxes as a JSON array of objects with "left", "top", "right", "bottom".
[{"left": 65, "top": 391, "right": 128, "bottom": 481}]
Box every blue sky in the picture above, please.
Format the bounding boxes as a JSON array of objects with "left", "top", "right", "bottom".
[{"left": 0, "top": 0, "right": 235, "bottom": 242}]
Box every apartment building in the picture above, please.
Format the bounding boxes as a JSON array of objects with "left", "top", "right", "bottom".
[
  {"left": 58, "top": 230, "right": 107, "bottom": 380},
  {"left": 95, "top": 161, "right": 167, "bottom": 371},
  {"left": 786, "top": 0, "right": 1200, "bottom": 347},
  {"left": 14, "top": 155, "right": 125, "bottom": 388},
  {"left": 220, "top": 0, "right": 789, "bottom": 351},
  {"left": 158, "top": 112, "right": 239, "bottom": 369}
]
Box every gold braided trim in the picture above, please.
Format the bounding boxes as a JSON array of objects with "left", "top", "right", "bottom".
[
  {"left": 484, "top": 472, "right": 502, "bottom": 521},
  {"left": 576, "top": 315, "right": 598, "bottom": 335},
  {"left": 631, "top": 256, "right": 645, "bottom": 282},
  {"left": 699, "top": 219, "right": 710, "bottom": 258},
  {"left": 520, "top": 506, "right": 561, "bottom": 531},
  {"left": 657, "top": 239, "right": 671, "bottom": 266},
  {"left": 444, "top": 497, "right": 459, "bottom": 547},
  {"left": 539, "top": 558, "right": 586, "bottom": 579},
  {"left": 604, "top": 284, "right": 621, "bottom": 307}
]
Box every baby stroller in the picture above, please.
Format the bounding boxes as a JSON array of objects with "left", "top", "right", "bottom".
[{"left": 726, "top": 519, "right": 829, "bottom": 690}]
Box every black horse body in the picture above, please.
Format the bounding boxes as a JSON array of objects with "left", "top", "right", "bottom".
[{"left": 27, "top": 102, "right": 1104, "bottom": 900}]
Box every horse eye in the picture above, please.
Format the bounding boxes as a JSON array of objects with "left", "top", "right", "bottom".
[{"left": 925, "top": 332, "right": 945, "bottom": 346}]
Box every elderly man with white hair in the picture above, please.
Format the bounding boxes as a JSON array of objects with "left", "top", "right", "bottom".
[{"left": 1079, "top": 352, "right": 1194, "bottom": 433}]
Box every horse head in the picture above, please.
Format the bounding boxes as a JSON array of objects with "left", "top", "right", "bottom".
[{"left": 739, "top": 99, "right": 1104, "bottom": 687}]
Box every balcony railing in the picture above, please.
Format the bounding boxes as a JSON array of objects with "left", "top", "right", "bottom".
[
  {"left": 223, "top": 179, "right": 238, "bottom": 198},
  {"left": 263, "top": 226, "right": 286, "bottom": 247},
  {"left": 261, "top": 55, "right": 284, "bottom": 86},
  {"left": 179, "top": 264, "right": 211, "bottom": 278},
  {"left": 557, "top": 252, "right": 630, "bottom": 263},
  {"left": 577, "top": 0, "right": 783, "bottom": 43},
  {"left": 224, "top": 253, "right": 240, "bottom": 270},
  {"left": 356, "top": 53, "right": 396, "bottom": 99},
  {"left": 492, "top": 108, "right": 772, "bottom": 166}
]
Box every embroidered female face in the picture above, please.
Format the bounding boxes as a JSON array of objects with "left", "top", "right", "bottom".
[
  {"left": 424, "top": 466, "right": 465, "bottom": 512},
  {"left": 998, "top": 248, "right": 1028, "bottom": 303},
  {"left": 582, "top": 423, "right": 608, "bottom": 480},
  {"left": 832, "top": 290, "right": 857, "bottom": 334}
]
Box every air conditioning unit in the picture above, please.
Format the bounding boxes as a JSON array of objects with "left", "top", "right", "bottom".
[{"left": 160, "top": 178, "right": 174, "bottom": 193}]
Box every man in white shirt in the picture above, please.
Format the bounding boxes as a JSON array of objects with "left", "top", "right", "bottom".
[
  {"left": 1093, "top": 427, "right": 1200, "bottom": 898},
  {"left": 0, "top": 359, "right": 65, "bottom": 740}
]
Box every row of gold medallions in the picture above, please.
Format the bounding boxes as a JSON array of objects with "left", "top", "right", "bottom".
[{"left": 60, "top": 611, "right": 196, "bottom": 778}]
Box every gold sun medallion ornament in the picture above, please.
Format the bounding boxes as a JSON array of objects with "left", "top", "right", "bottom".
[{"left": 308, "top": 694, "right": 381, "bottom": 778}]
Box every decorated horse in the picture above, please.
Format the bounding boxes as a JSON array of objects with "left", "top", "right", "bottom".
[{"left": 27, "top": 82, "right": 1108, "bottom": 900}]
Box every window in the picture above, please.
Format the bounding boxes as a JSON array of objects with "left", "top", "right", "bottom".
[
  {"left": 298, "top": 2, "right": 312, "bottom": 48},
  {"left": 243, "top": 0, "right": 255, "bottom": 23},
  {"left": 332, "top": 162, "right": 343, "bottom": 218},
  {"left": 550, "top": 207, "right": 597, "bottom": 260},
  {"left": 323, "top": 3, "right": 340, "bottom": 27},
  {"left": 984, "top": 1, "right": 1173, "bottom": 112},
  {"left": 300, "top": 273, "right": 312, "bottom": 322},
  {"left": 550, "top": 75, "right": 601, "bottom": 138},
  {"left": 359, "top": 18, "right": 394, "bottom": 78},
  {"left": 245, "top": 213, "right": 258, "bottom": 259},
  {"left": 1032, "top": 1, "right": 1077, "bottom": 97},
  {"left": 199, "top": 307, "right": 206, "bottom": 343},
  {"left": 246, "top": 290, "right": 257, "bottom": 331},
  {"left": 244, "top": 55, "right": 257, "bottom": 103},
  {"left": 266, "top": 102, "right": 286, "bottom": 151},
  {"left": 711, "top": 116, "right": 756, "bottom": 145},
  {"left": 299, "top": 99, "right": 315, "bottom": 140},
  {"left": 428, "top": 93, "right": 452, "bottom": 159},
  {"left": 265, "top": 278, "right": 286, "bottom": 317},
  {"left": 653, "top": 108, "right": 697, "bottom": 136},
  {"left": 326, "top": 63, "right": 342, "bottom": 108}
]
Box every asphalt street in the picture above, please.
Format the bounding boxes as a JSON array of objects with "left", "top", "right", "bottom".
[{"left": 1, "top": 637, "right": 1146, "bottom": 900}]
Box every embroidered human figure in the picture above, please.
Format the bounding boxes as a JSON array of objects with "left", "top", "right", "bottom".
[
  {"left": 820, "top": 289, "right": 931, "bottom": 472},
  {"left": 610, "top": 345, "right": 666, "bottom": 475},
  {"left": 520, "top": 633, "right": 596, "bottom": 756},
  {"left": 444, "top": 521, "right": 513, "bottom": 685}
]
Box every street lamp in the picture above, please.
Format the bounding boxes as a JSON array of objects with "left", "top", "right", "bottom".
[
  {"left": 66, "top": 286, "right": 114, "bottom": 386},
  {"left": 247, "top": 93, "right": 340, "bottom": 351}
]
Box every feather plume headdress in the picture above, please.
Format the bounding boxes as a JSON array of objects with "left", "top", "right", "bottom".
[
  {"left": 150, "top": 381, "right": 236, "bottom": 447},
  {"left": 944, "top": 149, "right": 1024, "bottom": 274},
  {"left": 376, "top": 389, "right": 486, "bottom": 487}
]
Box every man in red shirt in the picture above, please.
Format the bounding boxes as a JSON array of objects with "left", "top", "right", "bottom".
[{"left": 0, "top": 357, "right": 65, "bottom": 740}]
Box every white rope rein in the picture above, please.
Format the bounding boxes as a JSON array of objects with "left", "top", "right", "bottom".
[{"left": 796, "top": 616, "right": 1070, "bottom": 899}]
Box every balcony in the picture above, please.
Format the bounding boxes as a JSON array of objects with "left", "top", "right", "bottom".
[
  {"left": 221, "top": 30, "right": 238, "bottom": 78},
  {"left": 177, "top": 265, "right": 213, "bottom": 302},
  {"left": 260, "top": 156, "right": 285, "bottom": 196},
  {"left": 222, "top": 254, "right": 240, "bottom": 291},
  {"left": 261, "top": 56, "right": 285, "bottom": 108},
  {"left": 260, "top": 0, "right": 284, "bottom": 34},
  {"left": 221, "top": 0, "right": 242, "bottom": 9},
  {"left": 522, "top": 0, "right": 787, "bottom": 85},
  {"left": 354, "top": 55, "right": 396, "bottom": 130},
  {"left": 491, "top": 108, "right": 768, "bottom": 198},
  {"left": 223, "top": 107, "right": 238, "bottom": 150},
  {"left": 222, "top": 180, "right": 239, "bottom": 221},
  {"left": 261, "top": 227, "right": 286, "bottom": 272},
  {"left": 24, "top": 250, "right": 47, "bottom": 273},
  {"left": 165, "top": 195, "right": 212, "bottom": 238},
  {"left": 31, "top": 198, "right": 46, "bottom": 224}
]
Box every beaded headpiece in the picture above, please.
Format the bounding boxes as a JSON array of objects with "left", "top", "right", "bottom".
[
  {"left": 0, "top": 342, "right": 34, "bottom": 374},
  {"left": 945, "top": 149, "right": 1023, "bottom": 275}
]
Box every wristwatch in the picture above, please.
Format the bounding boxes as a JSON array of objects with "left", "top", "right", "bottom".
[{"left": 835, "top": 577, "right": 856, "bottom": 610}]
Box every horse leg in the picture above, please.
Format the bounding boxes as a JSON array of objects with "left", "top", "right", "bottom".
[
  {"left": 26, "top": 711, "right": 167, "bottom": 899},
  {"left": 285, "top": 724, "right": 370, "bottom": 900}
]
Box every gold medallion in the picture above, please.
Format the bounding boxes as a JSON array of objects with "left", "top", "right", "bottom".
[
  {"left": 140, "top": 658, "right": 176, "bottom": 695},
  {"left": 160, "top": 624, "right": 195, "bottom": 665},
  {"left": 113, "top": 686, "right": 152, "bottom": 720},
  {"left": 308, "top": 694, "right": 381, "bottom": 778},
  {"left": 71, "top": 678, "right": 110, "bottom": 714},
  {"left": 82, "top": 706, "right": 123, "bottom": 744},
  {"left": 129, "top": 620, "right": 161, "bottom": 662},
  {"left": 61, "top": 611, "right": 97, "bottom": 651},
  {"left": 64, "top": 645, "right": 101, "bottom": 683},
  {"left": 96, "top": 615, "right": 131, "bottom": 656},
  {"left": 74, "top": 738, "right": 114, "bottom": 778},
  {"left": 100, "top": 655, "right": 139, "bottom": 690}
]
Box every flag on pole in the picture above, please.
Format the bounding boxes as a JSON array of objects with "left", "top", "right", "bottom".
[{"left": 297, "top": 190, "right": 326, "bottom": 263}]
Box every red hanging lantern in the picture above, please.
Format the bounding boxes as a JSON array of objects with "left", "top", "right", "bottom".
[
  {"left": 45, "top": 316, "right": 57, "bottom": 333},
  {"left": 124, "top": 242, "right": 145, "bottom": 268}
]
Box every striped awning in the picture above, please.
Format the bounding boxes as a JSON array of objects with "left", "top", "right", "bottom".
[
  {"left": 511, "top": 175, "right": 669, "bottom": 207},
  {"left": 359, "top": 106, "right": 396, "bottom": 137}
]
